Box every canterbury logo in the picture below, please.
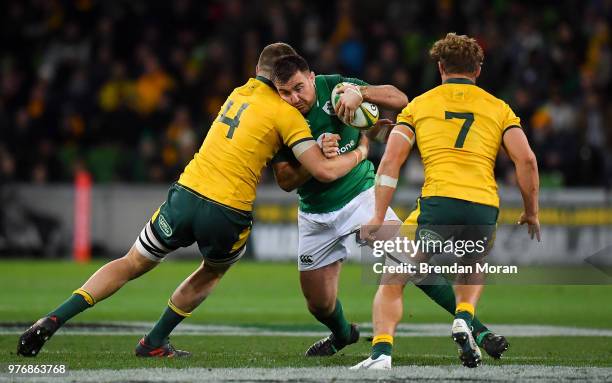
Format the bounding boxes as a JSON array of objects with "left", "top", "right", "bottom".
[
  {"left": 158, "top": 215, "right": 173, "bottom": 237},
  {"left": 299, "top": 255, "right": 314, "bottom": 265}
]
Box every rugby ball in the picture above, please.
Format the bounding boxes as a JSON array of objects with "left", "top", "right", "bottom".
[{"left": 331, "top": 82, "right": 379, "bottom": 130}]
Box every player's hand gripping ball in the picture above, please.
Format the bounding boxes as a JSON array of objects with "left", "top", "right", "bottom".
[{"left": 331, "top": 82, "right": 379, "bottom": 130}]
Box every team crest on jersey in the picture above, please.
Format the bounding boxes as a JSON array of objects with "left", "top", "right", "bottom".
[
  {"left": 158, "top": 215, "right": 173, "bottom": 237},
  {"left": 322, "top": 100, "right": 335, "bottom": 116}
]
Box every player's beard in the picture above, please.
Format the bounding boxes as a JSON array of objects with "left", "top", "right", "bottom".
[{"left": 296, "top": 103, "right": 309, "bottom": 114}]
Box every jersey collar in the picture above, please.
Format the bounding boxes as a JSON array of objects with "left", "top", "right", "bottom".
[
  {"left": 256, "top": 75, "right": 276, "bottom": 89},
  {"left": 444, "top": 77, "right": 475, "bottom": 85}
]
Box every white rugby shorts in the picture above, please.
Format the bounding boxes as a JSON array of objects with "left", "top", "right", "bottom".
[{"left": 297, "top": 187, "right": 400, "bottom": 271}]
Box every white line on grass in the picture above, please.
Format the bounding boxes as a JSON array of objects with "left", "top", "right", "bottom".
[
  {"left": 3, "top": 322, "right": 612, "bottom": 337},
  {"left": 2, "top": 365, "right": 612, "bottom": 383}
]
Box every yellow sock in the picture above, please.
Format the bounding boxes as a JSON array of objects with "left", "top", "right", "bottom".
[
  {"left": 73, "top": 288, "right": 96, "bottom": 306},
  {"left": 372, "top": 333, "right": 393, "bottom": 358},
  {"left": 372, "top": 333, "right": 394, "bottom": 346},
  {"left": 456, "top": 302, "right": 475, "bottom": 316},
  {"left": 167, "top": 299, "right": 192, "bottom": 317}
]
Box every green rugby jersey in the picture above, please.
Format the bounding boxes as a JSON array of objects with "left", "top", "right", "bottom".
[{"left": 273, "top": 74, "right": 375, "bottom": 213}]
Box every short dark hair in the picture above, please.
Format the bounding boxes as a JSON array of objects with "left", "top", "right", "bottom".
[
  {"left": 272, "top": 54, "right": 310, "bottom": 84},
  {"left": 257, "top": 42, "right": 296, "bottom": 77},
  {"left": 430, "top": 33, "right": 484, "bottom": 74}
]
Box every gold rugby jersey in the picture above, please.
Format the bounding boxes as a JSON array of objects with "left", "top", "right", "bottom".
[
  {"left": 397, "top": 78, "right": 521, "bottom": 208},
  {"left": 178, "top": 76, "right": 313, "bottom": 211}
]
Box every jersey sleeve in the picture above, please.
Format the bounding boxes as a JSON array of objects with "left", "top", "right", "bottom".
[
  {"left": 396, "top": 102, "right": 416, "bottom": 132},
  {"left": 502, "top": 102, "right": 522, "bottom": 134},
  {"left": 322, "top": 74, "right": 369, "bottom": 87},
  {"left": 339, "top": 75, "right": 369, "bottom": 86},
  {"left": 276, "top": 104, "right": 314, "bottom": 148}
]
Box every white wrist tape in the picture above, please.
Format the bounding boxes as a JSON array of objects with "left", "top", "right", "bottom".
[
  {"left": 356, "top": 145, "right": 367, "bottom": 160},
  {"left": 375, "top": 175, "right": 398, "bottom": 188},
  {"left": 390, "top": 129, "right": 415, "bottom": 146}
]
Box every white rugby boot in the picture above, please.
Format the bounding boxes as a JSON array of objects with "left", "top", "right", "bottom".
[
  {"left": 349, "top": 354, "right": 392, "bottom": 370},
  {"left": 451, "top": 318, "right": 482, "bottom": 368}
]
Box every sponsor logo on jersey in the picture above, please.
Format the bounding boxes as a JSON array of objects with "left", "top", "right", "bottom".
[
  {"left": 158, "top": 215, "right": 173, "bottom": 237},
  {"left": 322, "top": 100, "right": 335, "bottom": 116},
  {"left": 316, "top": 134, "right": 355, "bottom": 156},
  {"left": 299, "top": 254, "right": 314, "bottom": 265},
  {"left": 338, "top": 139, "right": 356, "bottom": 154}
]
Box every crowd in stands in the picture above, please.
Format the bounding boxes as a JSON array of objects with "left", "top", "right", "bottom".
[{"left": 1, "top": 0, "right": 611, "bottom": 188}]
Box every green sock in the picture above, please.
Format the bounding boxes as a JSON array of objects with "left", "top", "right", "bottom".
[
  {"left": 314, "top": 299, "right": 351, "bottom": 346},
  {"left": 371, "top": 342, "right": 393, "bottom": 359},
  {"left": 471, "top": 316, "right": 488, "bottom": 335},
  {"left": 415, "top": 274, "right": 488, "bottom": 335},
  {"left": 415, "top": 274, "right": 456, "bottom": 313},
  {"left": 48, "top": 293, "right": 93, "bottom": 325},
  {"left": 145, "top": 306, "right": 188, "bottom": 348},
  {"left": 455, "top": 310, "right": 474, "bottom": 327}
]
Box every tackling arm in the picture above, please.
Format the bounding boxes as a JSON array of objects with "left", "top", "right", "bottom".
[
  {"left": 293, "top": 134, "right": 369, "bottom": 183},
  {"left": 272, "top": 161, "right": 311, "bottom": 192},
  {"left": 272, "top": 133, "right": 344, "bottom": 191}
]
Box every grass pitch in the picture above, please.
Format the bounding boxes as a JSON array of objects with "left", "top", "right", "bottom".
[{"left": 1, "top": 260, "right": 611, "bottom": 381}]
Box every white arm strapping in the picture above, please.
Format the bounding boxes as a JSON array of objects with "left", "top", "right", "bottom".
[
  {"left": 375, "top": 174, "right": 398, "bottom": 188},
  {"left": 390, "top": 129, "right": 415, "bottom": 146},
  {"left": 292, "top": 140, "right": 316, "bottom": 158}
]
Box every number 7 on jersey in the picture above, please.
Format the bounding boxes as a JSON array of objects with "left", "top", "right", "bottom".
[{"left": 445, "top": 111, "right": 474, "bottom": 148}]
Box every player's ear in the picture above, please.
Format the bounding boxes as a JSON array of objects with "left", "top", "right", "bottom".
[
  {"left": 475, "top": 65, "right": 481, "bottom": 79},
  {"left": 437, "top": 61, "right": 444, "bottom": 76}
]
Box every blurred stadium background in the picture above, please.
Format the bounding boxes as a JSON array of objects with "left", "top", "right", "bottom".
[
  {"left": 0, "top": 0, "right": 610, "bottom": 263},
  {"left": 0, "top": 0, "right": 611, "bottom": 379}
]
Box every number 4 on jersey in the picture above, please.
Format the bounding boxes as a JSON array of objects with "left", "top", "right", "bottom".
[
  {"left": 218, "top": 101, "right": 249, "bottom": 139},
  {"left": 445, "top": 111, "right": 474, "bottom": 148}
]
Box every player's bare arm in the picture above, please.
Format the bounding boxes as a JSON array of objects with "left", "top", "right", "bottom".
[
  {"left": 360, "top": 125, "right": 414, "bottom": 241},
  {"left": 293, "top": 133, "right": 369, "bottom": 183},
  {"left": 361, "top": 85, "right": 408, "bottom": 111},
  {"left": 334, "top": 84, "right": 408, "bottom": 124},
  {"left": 273, "top": 134, "right": 341, "bottom": 192},
  {"left": 272, "top": 161, "right": 311, "bottom": 192},
  {"left": 502, "top": 127, "right": 541, "bottom": 241}
]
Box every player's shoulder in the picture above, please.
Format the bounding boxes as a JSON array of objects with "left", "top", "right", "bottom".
[
  {"left": 275, "top": 95, "right": 304, "bottom": 121},
  {"left": 315, "top": 74, "right": 343, "bottom": 88},
  {"left": 409, "top": 86, "right": 441, "bottom": 107},
  {"left": 234, "top": 77, "right": 278, "bottom": 100},
  {"left": 473, "top": 85, "right": 507, "bottom": 104}
]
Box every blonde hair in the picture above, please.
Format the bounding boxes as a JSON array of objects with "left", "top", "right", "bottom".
[{"left": 429, "top": 33, "right": 484, "bottom": 74}]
